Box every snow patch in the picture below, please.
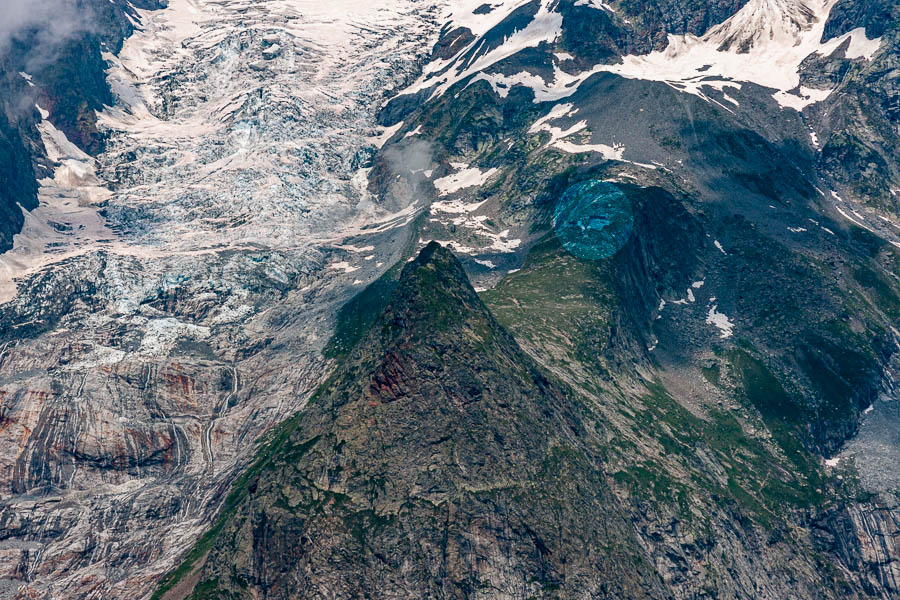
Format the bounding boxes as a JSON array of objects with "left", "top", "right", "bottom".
[
  {"left": 706, "top": 305, "right": 735, "bottom": 339},
  {"left": 431, "top": 198, "right": 488, "bottom": 214},
  {"left": 328, "top": 261, "right": 360, "bottom": 274},
  {"left": 406, "top": 0, "right": 563, "bottom": 101},
  {"left": 434, "top": 167, "right": 499, "bottom": 195},
  {"left": 574, "top": 0, "right": 615, "bottom": 11}
]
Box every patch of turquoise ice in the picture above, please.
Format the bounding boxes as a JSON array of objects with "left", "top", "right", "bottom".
[{"left": 553, "top": 180, "right": 633, "bottom": 260}]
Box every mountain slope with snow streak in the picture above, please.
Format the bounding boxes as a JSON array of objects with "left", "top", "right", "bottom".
[
  {"left": 401, "top": 0, "right": 883, "bottom": 109},
  {"left": 596, "top": 0, "right": 883, "bottom": 110},
  {"left": 379, "top": 0, "right": 896, "bottom": 269}
]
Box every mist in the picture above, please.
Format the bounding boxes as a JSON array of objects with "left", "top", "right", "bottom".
[
  {"left": 0, "top": 0, "right": 93, "bottom": 67},
  {"left": 383, "top": 139, "right": 435, "bottom": 190}
]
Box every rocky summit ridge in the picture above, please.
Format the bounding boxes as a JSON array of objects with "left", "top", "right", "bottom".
[{"left": 162, "top": 242, "right": 669, "bottom": 599}]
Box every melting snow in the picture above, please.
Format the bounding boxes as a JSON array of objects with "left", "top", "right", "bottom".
[
  {"left": 417, "top": 0, "right": 882, "bottom": 112},
  {"left": 528, "top": 104, "right": 656, "bottom": 165},
  {"left": 580, "top": 0, "right": 883, "bottom": 110},
  {"left": 407, "top": 0, "right": 563, "bottom": 101},
  {"left": 672, "top": 285, "right": 698, "bottom": 305},
  {"left": 434, "top": 167, "right": 499, "bottom": 195},
  {"left": 375, "top": 122, "right": 404, "bottom": 148},
  {"left": 706, "top": 305, "right": 735, "bottom": 339},
  {"left": 574, "top": 0, "right": 615, "bottom": 11},
  {"left": 553, "top": 140, "right": 626, "bottom": 161}
]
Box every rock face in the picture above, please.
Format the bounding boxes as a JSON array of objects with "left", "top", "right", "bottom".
[
  {"left": 813, "top": 1, "right": 900, "bottom": 215},
  {"left": 0, "top": 112, "right": 37, "bottom": 251},
  {"left": 172, "top": 242, "right": 670, "bottom": 599},
  {"left": 0, "top": 0, "right": 165, "bottom": 251}
]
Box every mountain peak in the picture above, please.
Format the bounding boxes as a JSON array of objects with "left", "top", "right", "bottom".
[
  {"left": 410, "top": 239, "right": 451, "bottom": 266},
  {"left": 705, "top": 0, "right": 822, "bottom": 53},
  {"left": 378, "top": 240, "right": 490, "bottom": 336},
  {"left": 168, "top": 246, "right": 669, "bottom": 600}
]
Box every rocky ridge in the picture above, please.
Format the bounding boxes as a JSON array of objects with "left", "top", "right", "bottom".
[
  {"left": 168, "top": 242, "right": 671, "bottom": 599},
  {"left": 171, "top": 241, "right": 898, "bottom": 599}
]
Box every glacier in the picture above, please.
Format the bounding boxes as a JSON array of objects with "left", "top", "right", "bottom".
[{"left": 0, "top": 0, "right": 441, "bottom": 598}]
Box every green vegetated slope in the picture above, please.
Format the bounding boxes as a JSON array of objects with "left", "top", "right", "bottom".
[
  {"left": 159, "top": 234, "right": 892, "bottom": 599},
  {"left": 480, "top": 222, "right": 894, "bottom": 598}
]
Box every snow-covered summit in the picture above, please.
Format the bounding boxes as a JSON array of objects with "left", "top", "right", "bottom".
[{"left": 706, "top": 0, "right": 821, "bottom": 53}]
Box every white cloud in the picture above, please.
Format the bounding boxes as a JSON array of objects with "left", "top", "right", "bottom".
[{"left": 0, "top": 0, "right": 94, "bottom": 66}]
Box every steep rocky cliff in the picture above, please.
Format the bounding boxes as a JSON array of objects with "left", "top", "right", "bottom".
[{"left": 165, "top": 242, "right": 671, "bottom": 599}]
